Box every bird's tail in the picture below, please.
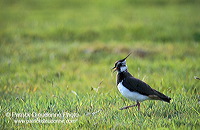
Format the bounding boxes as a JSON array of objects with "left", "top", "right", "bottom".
[{"left": 154, "top": 89, "right": 171, "bottom": 103}]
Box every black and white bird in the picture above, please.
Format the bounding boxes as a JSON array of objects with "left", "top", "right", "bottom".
[{"left": 112, "top": 53, "right": 171, "bottom": 110}]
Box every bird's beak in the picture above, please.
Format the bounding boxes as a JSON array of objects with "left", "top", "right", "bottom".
[{"left": 111, "top": 66, "right": 117, "bottom": 73}]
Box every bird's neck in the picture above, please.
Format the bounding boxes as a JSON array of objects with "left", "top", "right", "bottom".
[{"left": 117, "top": 71, "right": 132, "bottom": 85}]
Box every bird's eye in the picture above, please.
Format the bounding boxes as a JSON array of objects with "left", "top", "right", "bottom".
[{"left": 118, "top": 63, "right": 122, "bottom": 66}]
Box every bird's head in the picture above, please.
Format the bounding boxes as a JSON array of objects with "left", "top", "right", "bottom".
[{"left": 112, "top": 53, "right": 131, "bottom": 73}]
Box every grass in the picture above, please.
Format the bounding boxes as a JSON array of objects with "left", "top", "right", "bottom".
[{"left": 0, "top": 0, "right": 200, "bottom": 129}]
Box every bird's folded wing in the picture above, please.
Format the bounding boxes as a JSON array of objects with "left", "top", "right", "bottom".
[{"left": 122, "top": 77, "right": 156, "bottom": 96}]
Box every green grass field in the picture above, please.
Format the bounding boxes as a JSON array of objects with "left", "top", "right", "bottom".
[{"left": 0, "top": 0, "right": 200, "bottom": 129}]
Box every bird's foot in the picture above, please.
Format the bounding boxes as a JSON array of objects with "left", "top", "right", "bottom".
[
  {"left": 119, "top": 104, "right": 137, "bottom": 110},
  {"left": 119, "top": 106, "right": 130, "bottom": 110},
  {"left": 119, "top": 102, "right": 140, "bottom": 111}
]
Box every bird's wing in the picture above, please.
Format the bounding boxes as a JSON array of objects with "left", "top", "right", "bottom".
[{"left": 122, "top": 77, "right": 157, "bottom": 96}]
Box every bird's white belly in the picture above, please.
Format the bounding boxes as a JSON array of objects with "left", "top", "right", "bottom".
[{"left": 117, "top": 82, "right": 149, "bottom": 102}]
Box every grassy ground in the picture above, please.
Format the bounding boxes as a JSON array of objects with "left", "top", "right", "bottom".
[{"left": 0, "top": 0, "right": 200, "bottom": 129}]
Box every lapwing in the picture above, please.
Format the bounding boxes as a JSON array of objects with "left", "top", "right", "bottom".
[{"left": 112, "top": 53, "right": 171, "bottom": 110}]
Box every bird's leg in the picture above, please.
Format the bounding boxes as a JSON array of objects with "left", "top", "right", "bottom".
[
  {"left": 120, "top": 101, "right": 140, "bottom": 110},
  {"left": 137, "top": 101, "right": 140, "bottom": 111}
]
